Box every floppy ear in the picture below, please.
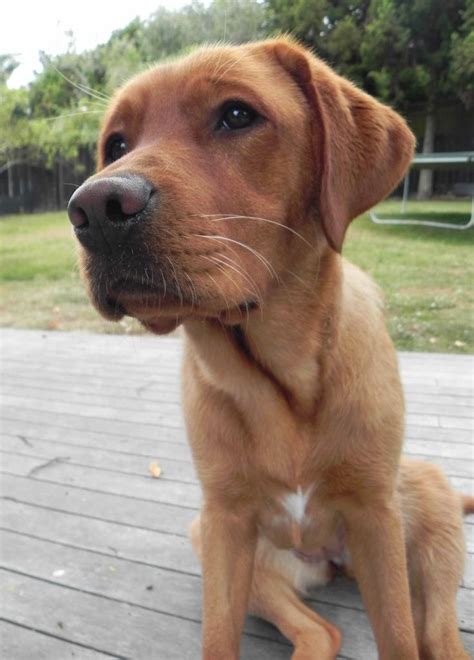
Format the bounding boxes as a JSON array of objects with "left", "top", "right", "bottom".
[{"left": 259, "top": 38, "right": 415, "bottom": 251}]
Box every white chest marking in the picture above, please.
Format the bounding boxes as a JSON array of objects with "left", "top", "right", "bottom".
[{"left": 282, "top": 486, "right": 313, "bottom": 524}]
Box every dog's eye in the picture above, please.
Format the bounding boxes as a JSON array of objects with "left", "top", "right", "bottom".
[
  {"left": 217, "top": 102, "right": 259, "bottom": 131},
  {"left": 104, "top": 134, "right": 128, "bottom": 163}
]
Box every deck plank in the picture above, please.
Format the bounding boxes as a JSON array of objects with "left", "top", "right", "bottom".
[
  {"left": 1, "top": 473, "right": 196, "bottom": 536},
  {"left": 1, "top": 328, "right": 473, "bottom": 659},
  {"left": 0, "top": 571, "right": 292, "bottom": 660},
  {"left": 0, "top": 620, "right": 120, "bottom": 659}
]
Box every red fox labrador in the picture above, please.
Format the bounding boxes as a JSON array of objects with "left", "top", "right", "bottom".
[{"left": 68, "top": 37, "right": 471, "bottom": 659}]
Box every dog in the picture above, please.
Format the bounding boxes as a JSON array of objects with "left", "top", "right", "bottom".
[
  {"left": 67, "top": 37, "right": 470, "bottom": 659},
  {"left": 190, "top": 457, "right": 473, "bottom": 659}
]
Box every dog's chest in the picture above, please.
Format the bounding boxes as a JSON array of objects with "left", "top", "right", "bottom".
[
  {"left": 281, "top": 486, "right": 313, "bottom": 525},
  {"left": 258, "top": 482, "right": 339, "bottom": 553}
]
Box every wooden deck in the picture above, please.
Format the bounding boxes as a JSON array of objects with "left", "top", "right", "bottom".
[{"left": 0, "top": 328, "right": 472, "bottom": 659}]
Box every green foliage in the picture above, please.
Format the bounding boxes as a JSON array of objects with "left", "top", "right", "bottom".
[
  {"left": 0, "top": 45, "right": 106, "bottom": 172},
  {"left": 0, "top": 55, "right": 19, "bottom": 85},
  {"left": 0, "top": 0, "right": 268, "bottom": 181},
  {"left": 268, "top": 0, "right": 470, "bottom": 110},
  {"left": 360, "top": 0, "right": 466, "bottom": 108},
  {"left": 0, "top": 87, "right": 36, "bottom": 163},
  {"left": 449, "top": 0, "right": 474, "bottom": 107},
  {"left": 266, "top": 0, "right": 371, "bottom": 82},
  {"left": 266, "top": 0, "right": 328, "bottom": 46},
  {"left": 0, "top": 0, "right": 471, "bottom": 198}
]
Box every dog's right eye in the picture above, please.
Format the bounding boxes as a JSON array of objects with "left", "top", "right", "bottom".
[{"left": 104, "top": 134, "right": 128, "bottom": 164}]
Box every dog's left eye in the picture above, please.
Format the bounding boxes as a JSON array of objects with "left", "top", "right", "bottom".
[{"left": 216, "top": 102, "right": 259, "bottom": 131}]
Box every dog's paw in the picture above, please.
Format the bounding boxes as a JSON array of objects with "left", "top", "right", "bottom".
[{"left": 291, "top": 626, "right": 341, "bottom": 660}]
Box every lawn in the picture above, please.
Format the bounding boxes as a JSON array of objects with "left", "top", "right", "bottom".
[{"left": 0, "top": 200, "right": 472, "bottom": 352}]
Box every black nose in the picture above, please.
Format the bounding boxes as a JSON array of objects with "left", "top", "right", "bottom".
[{"left": 67, "top": 172, "right": 154, "bottom": 254}]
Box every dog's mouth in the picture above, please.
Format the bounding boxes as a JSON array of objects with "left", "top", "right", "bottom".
[{"left": 96, "top": 277, "right": 260, "bottom": 333}]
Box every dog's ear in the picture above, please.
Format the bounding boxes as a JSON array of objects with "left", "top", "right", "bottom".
[{"left": 257, "top": 39, "right": 415, "bottom": 251}]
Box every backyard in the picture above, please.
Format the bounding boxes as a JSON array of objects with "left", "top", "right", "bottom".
[{"left": 0, "top": 199, "right": 472, "bottom": 353}]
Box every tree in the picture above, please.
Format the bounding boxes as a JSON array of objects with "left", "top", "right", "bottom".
[
  {"left": 266, "top": 0, "right": 471, "bottom": 198},
  {"left": 266, "top": 0, "right": 371, "bottom": 83},
  {"left": 140, "top": 0, "right": 266, "bottom": 64},
  {"left": 360, "top": 0, "right": 468, "bottom": 199},
  {"left": 449, "top": 0, "right": 474, "bottom": 109},
  {"left": 0, "top": 54, "right": 19, "bottom": 85},
  {"left": 265, "top": 0, "right": 328, "bottom": 48},
  {"left": 2, "top": 0, "right": 470, "bottom": 211}
]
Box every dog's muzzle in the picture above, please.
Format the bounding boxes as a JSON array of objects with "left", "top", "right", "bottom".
[{"left": 67, "top": 172, "right": 155, "bottom": 255}]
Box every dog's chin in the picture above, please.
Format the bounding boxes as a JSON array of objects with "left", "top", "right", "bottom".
[
  {"left": 136, "top": 300, "right": 260, "bottom": 334},
  {"left": 93, "top": 289, "right": 259, "bottom": 334},
  {"left": 141, "top": 317, "right": 183, "bottom": 335},
  {"left": 96, "top": 295, "right": 186, "bottom": 334}
]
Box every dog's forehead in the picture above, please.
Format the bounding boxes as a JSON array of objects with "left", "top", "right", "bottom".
[
  {"left": 128, "top": 45, "right": 278, "bottom": 97},
  {"left": 104, "top": 45, "right": 305, "bottom": 130}
]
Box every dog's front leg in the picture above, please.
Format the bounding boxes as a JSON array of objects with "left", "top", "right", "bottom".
[
  {"left": 344, "top": 499, "right": 419, "bottom": 660},
  {"left": 200, "top": 501, "right": 257, "bottom": 660}
]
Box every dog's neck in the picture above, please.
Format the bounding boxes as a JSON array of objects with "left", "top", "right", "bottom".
[
  {"left": 237, "top": 248, "right": 341, "bottom": 412},
  {"left": 184, "top": 247, "right": 342, "bottom": 417}
]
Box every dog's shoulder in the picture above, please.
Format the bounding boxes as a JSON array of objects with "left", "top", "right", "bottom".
[{"left": 340, "top": 257, "right": 385, "bottom": 325}]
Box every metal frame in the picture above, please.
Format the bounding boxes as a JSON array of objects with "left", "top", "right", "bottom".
[{"left": 369, "top": 152, "right": 474, "bottom": 230}]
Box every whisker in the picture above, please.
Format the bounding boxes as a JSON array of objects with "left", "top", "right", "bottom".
[
  {"left": 165, "top": 256, "right": 184, "bottom": 309},
  {"left": 194, "top": 213, "right": 315, "bottom": 249},
  {"left": 53, "top": 66, "right": 111, "bottom": 103},
  {"left": 205, "top": 258, "right": 244, "bottom": 323},
  {"left": 205, "top": 255, "right": 266, "bottom": 327},
  {"left": 285, "top": 269, "right": 311, "bottom": 290},
  {"left": 194, "top": 234, "right": 279, "bottom": 282},
  {"left": 205, "top": 271, "right": 231, "bottom": 317},
  {"left": 45, "top": 110, "right": 105, "bottom": 122},
  {"left": 183, "top": 271, "right": 198, "bottom": 312},
  {"left": 212, "top": 52, "right": 252, "bottom": 85},
  {"left": 159, "top": 268, "right": 168, "bottom": 300},
  {"left": 204, "top": 254, "right": 264, "bottom": 308}
]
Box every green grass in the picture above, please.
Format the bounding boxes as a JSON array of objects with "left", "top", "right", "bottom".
[
  {"left": 344, "top": 200, "right": 473, "bottom": 353},
  {"left": 0, "top": 212, "right": 143, "bottom": 334},
  {"left": 0, "top": 200, "right": 472, "bottom": 352}
]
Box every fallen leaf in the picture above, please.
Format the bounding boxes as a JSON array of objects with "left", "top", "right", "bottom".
[{"left": 149, "top": 462, "right": 162, "bottom": 478}]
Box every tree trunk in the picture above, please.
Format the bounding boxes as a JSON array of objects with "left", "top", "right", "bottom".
[
  {"left": 417, "top": 108, "right": 436, "bottom": 200},
  {"left": 58, "top": 157, "right": 65, "bottom": 208},
  {"left": 7, "top": 160, "right": 14, "bottom": 197},
  {"left": 18, "top": 164, "right": 25, "bottom": 195}
]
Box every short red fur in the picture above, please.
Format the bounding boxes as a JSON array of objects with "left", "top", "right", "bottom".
[{"left": 73, "top": 38, "right": 471, "bottom": 660}]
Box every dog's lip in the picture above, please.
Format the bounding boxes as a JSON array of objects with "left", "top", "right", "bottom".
[
  {"left": 97, "top": 278, "right": 259, "bottom": 327},
  {"left": 101, "top": 278, "right": 182, "bottom": 315},
  {"left": 142, "top": 317, "right": 183, "bottom": 335},
  {"left": 108, "top": 278, "right": 170, "bottom": 298}
]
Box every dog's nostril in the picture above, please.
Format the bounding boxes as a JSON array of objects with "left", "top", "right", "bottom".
[
  {"left": 69, "top": 206, "right": 89, "bottom": 229},
  {"left": 106, "top": 198, "right": 128, "bottom": 223}
]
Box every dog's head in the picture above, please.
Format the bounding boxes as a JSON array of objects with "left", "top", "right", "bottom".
[{"left": 68, "top": 38, "right": 414, "bottom": 333}]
